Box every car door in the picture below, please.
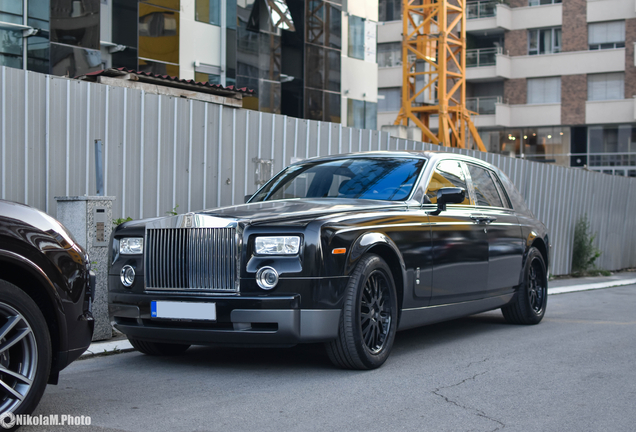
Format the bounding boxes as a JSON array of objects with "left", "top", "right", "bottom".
[
  {"left": 426, "top": 159, "right": 489, "bottom": 305},
  {"left": 465, "top": 163, "right": 524, "bottom": 296}
]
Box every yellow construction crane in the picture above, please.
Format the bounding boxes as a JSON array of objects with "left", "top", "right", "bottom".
[{"left": 394, "top": 0, "right": 486, "bottom": 151}]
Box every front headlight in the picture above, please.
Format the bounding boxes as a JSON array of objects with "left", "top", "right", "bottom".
[
  {"left": 119, "top": 238, "right": 144, "bottom": 255},
  {"left": 254, "top": 236, "right": 300, "bottom": 255}
]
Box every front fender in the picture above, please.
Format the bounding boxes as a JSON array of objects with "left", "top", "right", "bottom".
[{"left": 345, "top": 232, "right": 406, "bottom": 277}]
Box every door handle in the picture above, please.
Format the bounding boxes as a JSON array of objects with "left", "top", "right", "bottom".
[
  {"left": 470, "top": 214, "right": 496, "bottom": 224},
  {"left": 470, "top": 214, "right": 487, "bottom": 224}
]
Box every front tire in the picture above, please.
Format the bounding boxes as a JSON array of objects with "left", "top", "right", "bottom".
[
  {"left": 128, "top": 337, "right": 190, "bottom": 356},
  {"left": 0, "top": 280, "right": 52, "bottom": 419},
  {"left": 326, "top": 254, "right": 398, "bottom": 370},
  {"left": 502, "top": 247, "right": 548, "bottom": 325}
]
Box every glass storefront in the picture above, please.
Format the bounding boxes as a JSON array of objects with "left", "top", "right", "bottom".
[{"left": 477, "top": 126, "right": 570, "bottom": 166}]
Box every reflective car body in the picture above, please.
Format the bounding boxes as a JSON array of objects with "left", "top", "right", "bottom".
[
  {"left": 109, "top": 151, "right": 549, "bottom": 368},
  {"left": 0, "top": 199, "right": 94, "bottom": 415}
]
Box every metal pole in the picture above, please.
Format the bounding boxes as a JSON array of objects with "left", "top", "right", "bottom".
[{"left": 95, "top": 140, "right": 104, "bottom": 196}]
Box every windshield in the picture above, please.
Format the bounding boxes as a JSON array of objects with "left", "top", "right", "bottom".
[{"left": 251, "top": 157, "right": 426, "bottom": 202}]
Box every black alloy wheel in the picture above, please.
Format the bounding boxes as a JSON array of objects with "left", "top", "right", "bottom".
[
  {"left": 360, "top": 269, "right": 393, "bottom": 354},
  {"left": 527, "top": 258, "right": 546, "bottom": 314},
  {"left": 502, "top": 247, "right": 548, "bottom": 325},
  {"left": 326, "top": 254, "right": 398, "bottom": 370},
  {"left": 0, "top": 280, "right": 51, "bottom": 421}
]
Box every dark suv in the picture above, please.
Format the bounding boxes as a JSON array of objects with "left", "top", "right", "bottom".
[{"left": 0, "top": 200, "right": 94, "bottom": 417}]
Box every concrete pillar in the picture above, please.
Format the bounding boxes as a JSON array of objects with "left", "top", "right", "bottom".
[{"left": 55, "top": 196, "right": 115, "bottom": 341}]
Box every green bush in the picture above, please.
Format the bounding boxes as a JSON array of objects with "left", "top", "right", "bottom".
[
  {"left": 571, "top": 214, "right": 601, "bottom": 275},
  {"left": 113, "top": 217, "right": 133, "bottom": 226}
]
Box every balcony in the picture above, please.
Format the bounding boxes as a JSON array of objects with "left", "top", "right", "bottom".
[
  {"left": 467, "top": 1, "right": 497, "bottom": 19},
  {"left": 466, "top": 47, "right": 508, "bottom": 80},
  {"left": 466, "top": 96, "right": 501, "bottom": 115},
  {"left": 585, "top": 99, "right": 635, "bottom": 124},
  {"left": 466, "top": 47, "right": 499, "bottom": 68},
  {"left": 466, "top": 3, "right": 561, "bottom": 32},
  {"left": 496, "top": 103, "right": 561, "bottom": 127}
]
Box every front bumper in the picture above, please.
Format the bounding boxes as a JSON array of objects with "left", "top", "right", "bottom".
[{"left": 109, "top": 292, "right": 341, "bottom": 346}]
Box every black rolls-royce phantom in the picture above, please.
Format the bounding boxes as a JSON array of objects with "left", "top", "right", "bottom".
[{"left": 109, "top": 151, "right": 549, "bottom": 370}]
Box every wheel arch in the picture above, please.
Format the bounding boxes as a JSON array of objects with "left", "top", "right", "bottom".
[
  {"left": 0, "top": 251, "right": 66, "bottom": 373},
  {"left": 345, "top": 232, "right": 406, "bottom": 317},
  {"left": 518, "top": 235, "right": 550, "bottom": 287}
]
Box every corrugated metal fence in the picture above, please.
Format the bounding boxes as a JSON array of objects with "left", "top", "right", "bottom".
[{"left": 1, "top": 66, "right": 635, "bottom": 275}]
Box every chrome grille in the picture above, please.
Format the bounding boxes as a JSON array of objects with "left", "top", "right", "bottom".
[{"left": 145, "top": 228, "right": 237, "bottom": 292}]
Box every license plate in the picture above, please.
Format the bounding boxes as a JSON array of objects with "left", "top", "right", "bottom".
[{"left": 151, "top": 301, "right": 216, "bottom": 321}]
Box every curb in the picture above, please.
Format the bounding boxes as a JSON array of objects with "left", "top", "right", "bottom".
[
  {"left": 80, "top": 278, "right": 636, "bottom": 359},
  {"left": 548, "top": 278, "right": 636, "bottom": 295},
  {"left": 80, "top": 339, "right": 134, "bottom": 359}
]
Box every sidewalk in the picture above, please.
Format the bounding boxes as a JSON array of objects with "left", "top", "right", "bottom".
[{"left": 80, "top": 270, "right": 636, "bottom": 360}]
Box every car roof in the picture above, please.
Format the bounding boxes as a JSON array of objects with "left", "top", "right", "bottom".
[{"left": 290, "top": 150, "right": 493, "bottom": 168}]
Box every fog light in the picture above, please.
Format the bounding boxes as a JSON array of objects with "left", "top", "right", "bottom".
[
  {"left": 256, "top": 267, "right": 279, "bottom": 290},
  {"left": 120, "top": 265, "right": 135, "bottom": 287}
]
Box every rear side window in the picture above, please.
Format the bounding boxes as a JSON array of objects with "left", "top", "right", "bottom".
[
  {"left": 491, "top": 172, "right": 512, "bottom": 209},
  {"left": 425, "top": 160, "right": 471, "bottom": 205},
  {"left": 466, "top": 164, "right": 504, "bottom": 208}
]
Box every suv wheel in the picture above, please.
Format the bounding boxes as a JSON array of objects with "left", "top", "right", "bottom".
[{"left": 0, "top": 280, "right": 52, "bottom": 418}]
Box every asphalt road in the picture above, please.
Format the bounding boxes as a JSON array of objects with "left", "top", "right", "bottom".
[{"left": 24, "top": 285, "right": 636, "bottom": 432}]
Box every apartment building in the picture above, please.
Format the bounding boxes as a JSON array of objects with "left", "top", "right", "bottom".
[
  {"left": 0, "top": 0, "right": 378, "bottom": 127},
  {"left": 377, "top": 0, "right": 636, "bottom": 176}
]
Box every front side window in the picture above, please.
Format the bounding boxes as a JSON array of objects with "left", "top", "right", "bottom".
[
  {"left": 528, "top": 27, "right": 561, "bottom": 55},
  {"left": 588, "top": 72, "right": 624, "bottom": 101},
  {"left": 251, "top": 158, "right": 426, "bottom": 202},
  {"left": 425, "top": 160, "right": 471, "bottom": 205},
  {"left": 527, "top": 77, "right": 561, "bottom": 104},
  {"left": 589, "top": 21, "right": 625, "bottom": 50},
  {"left": 466, "top": 164, "right": 504, "bottom": 208}
]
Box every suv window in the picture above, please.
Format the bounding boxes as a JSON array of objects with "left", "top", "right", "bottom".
[
  {"left": 426, "top": 160, "right": 471, "bottom": 205},
  {"left": 466, "top": 164, "right": 504, "bottom": 208}
]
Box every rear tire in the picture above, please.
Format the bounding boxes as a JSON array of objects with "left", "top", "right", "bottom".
[
  {"left": 325, "top": 254, "right": 398, "bottom": 370},
  {"left": 502, "top": 247, "right": 547, "bottom": 325},
  {"left": 128, "top": 337, "right": 190, "bottom": 356}
]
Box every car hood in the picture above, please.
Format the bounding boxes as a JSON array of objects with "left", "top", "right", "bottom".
[{"left": 197, "top": 198, "right": 408, "bottom": 224}]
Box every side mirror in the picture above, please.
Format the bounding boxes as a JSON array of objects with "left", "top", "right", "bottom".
[
  {"left": 427, "top": 187, "right": 465, "bottom": 215},
  {"left": 244, "top": 194, "right": 253, "bottom": 203}
]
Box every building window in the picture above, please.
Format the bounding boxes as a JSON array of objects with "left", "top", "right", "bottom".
[
  {"left": 528, "top": 0, "right": 562, "bottom": 6},
  {"left": 588, "top": 73, "right": 624, "bottom": 101},
  {"left": 377, "top": 42, "right": 401, "bottom": 67},
  {"left": 587, "top": 125, "right": 636, "bottom": 171},
  {"left": 378, "top": 88, "right": 401, "bottom": 112},
  {"left": 379, "top": 0, "right": 402, "bottom": 22},
  {"left": 348, "top": 15, "right": 364, "bottom": 60},
  {"left": 138, "top": 2, "right": 180, "bottom": 74},
  {"left": 347, "top": 99, "right": 377, "bottom": 129},
  {"left": 588, "top": 21, "right": 625, "bottom": 50},
  {"left": 195, "top": 0, "right": 220, "bottom": 25},
  {"left": 195, "top": 72, "right": 221, "bottom": 85},
  {"left": 527, "top": 77, "right": 561, "bottom": 104},
  {"left": 528, "top": 27, "right": 561, "bottom": 55}
]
